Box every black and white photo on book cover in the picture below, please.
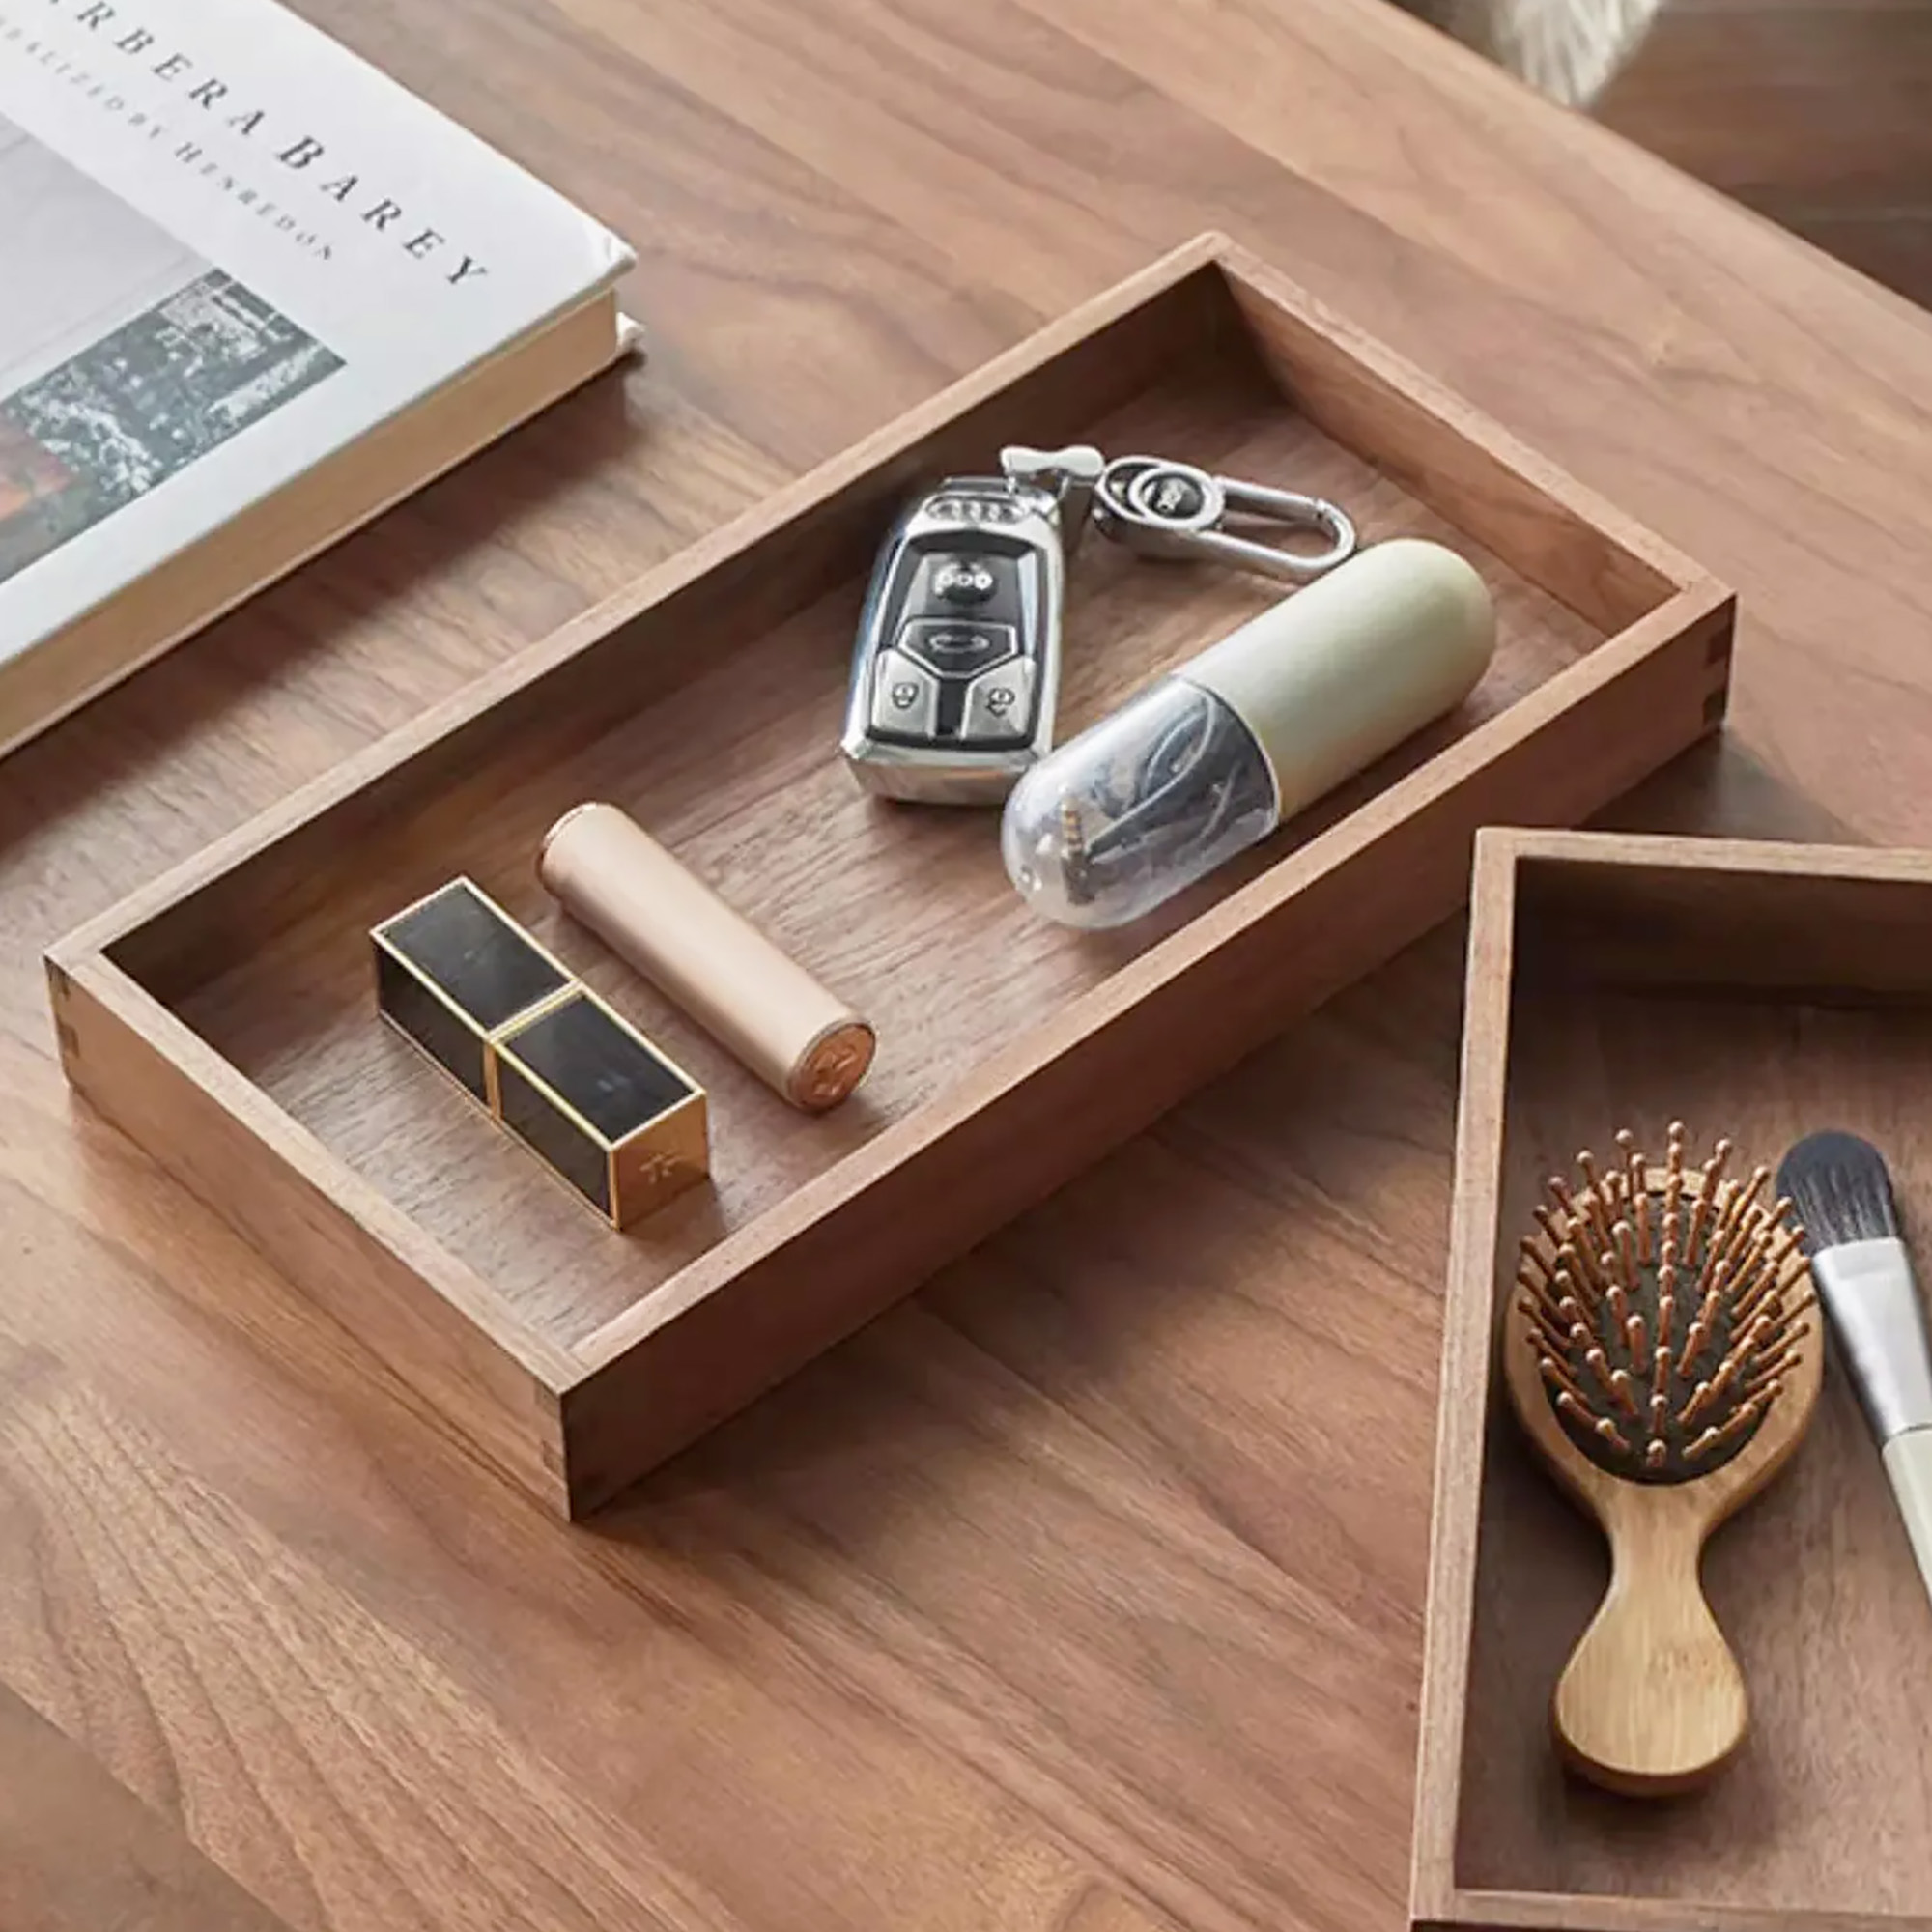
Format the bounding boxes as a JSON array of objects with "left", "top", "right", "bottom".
[{"left": 0, "top": 110, "right": 342, "bottom": 587}]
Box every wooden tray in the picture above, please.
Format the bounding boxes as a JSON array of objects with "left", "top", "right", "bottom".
[
  {"left": 1414, "top": 829, "right": 1932, "bottom": 1932},
  {"left": 46, "top": 234, "right": 1733, "bottom": 1519}
]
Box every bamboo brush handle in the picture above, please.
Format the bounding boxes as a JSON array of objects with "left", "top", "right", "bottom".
[
  {"left": 1553, "top": 1492, "right": 1748, "bottom": 1796},
  {"left": 1883, "top": 1426, "right": 1932, "bottom": 1611}
]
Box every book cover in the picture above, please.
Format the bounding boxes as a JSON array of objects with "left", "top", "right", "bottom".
[{"left": 0, "top": 0, "right": 633, "bottom": 666}]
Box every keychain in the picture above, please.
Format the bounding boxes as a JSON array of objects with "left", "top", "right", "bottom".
[
  {"left": 1090, "top": 454, "right": 1355, "bottom": 581},
  {"left": 839, "top": 445, "right": 1355, "bottom": 806}
]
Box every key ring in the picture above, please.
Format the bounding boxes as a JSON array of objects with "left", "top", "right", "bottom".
[{"left": 1090, "top": 455, "right": 1356, "bottom": 582}]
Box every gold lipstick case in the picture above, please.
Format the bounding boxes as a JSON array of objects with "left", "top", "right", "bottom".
[
  {"left": 372, "top": 877, "right": 707, "bottom": 1227},
  {"left": 492, "top": 986, "right": 708, "bottom": 1226},
  {"left": 372, "top": 876, "right": 570, "bottom": 1103}
]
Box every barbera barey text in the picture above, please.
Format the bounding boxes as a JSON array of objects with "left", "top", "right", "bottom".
[{"left": 16, "top": 0, "right": 491, "bottom": 286}]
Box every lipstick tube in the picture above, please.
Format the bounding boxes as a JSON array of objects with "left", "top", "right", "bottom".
[{"left": 538, "top": 803, "right": 875, "bottom": 1113}]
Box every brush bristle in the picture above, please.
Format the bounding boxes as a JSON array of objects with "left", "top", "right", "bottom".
[
  {"left": 1517, "top": 1125, "right": 1814, "bottom": 1482},
  {"left": 1776, "top": 1131, "right": 1900, "bottom": 1251}
]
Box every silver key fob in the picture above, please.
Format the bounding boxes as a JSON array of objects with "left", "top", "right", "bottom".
[{"left": 841, "top": 446, "right": 1100, "bottom": 806}]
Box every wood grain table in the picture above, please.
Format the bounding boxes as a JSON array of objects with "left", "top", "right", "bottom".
[{"left": 2, "top": 1, "right": 1928, "bottom": 1928}]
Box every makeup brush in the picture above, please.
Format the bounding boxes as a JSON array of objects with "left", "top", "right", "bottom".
[{"left": 1776, "top": 1132, "right": 1932, "bottom": 1609}]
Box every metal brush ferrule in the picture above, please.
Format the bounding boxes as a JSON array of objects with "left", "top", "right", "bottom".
[{"left": 1811, "top": 1236, "right": 1932, "bottom": 1441}]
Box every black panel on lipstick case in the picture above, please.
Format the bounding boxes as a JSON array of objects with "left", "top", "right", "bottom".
[
  {"left": 496, "top": 1047, "right": 614, "bottom": 1214},
  {"left": 380, "top": 880, "right": 568, "bottom": 1029},
  {"left": 375, "top": 940, "right": 492, "bottom": 1101},
  {"left": 501, "top": 991, "right": 693, "bottom": 1140}
]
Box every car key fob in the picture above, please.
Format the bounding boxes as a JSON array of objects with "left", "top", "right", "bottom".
[{"left": 841, "top": 444, "right": 1102, "bottom": 805}]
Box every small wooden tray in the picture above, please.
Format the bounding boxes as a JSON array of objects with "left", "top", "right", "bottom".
[
  {"left": 47, "top": 235, "right": 1732, "bottom": 1519},
  {"left": 1414, "top": 829, "right": 1932, "bottom": 1932}
]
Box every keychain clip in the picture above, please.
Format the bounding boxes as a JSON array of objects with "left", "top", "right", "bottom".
[
  {"left": 1091, "top": 455, "right": 1356, "bottom": 582},
  {"left": 1000, "top": 443, "right": 1105, "bottom": 551}
]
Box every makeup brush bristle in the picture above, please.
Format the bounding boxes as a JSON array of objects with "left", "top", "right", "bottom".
[
  {"left": 1517, "top": 1124, "right": 1816, "bottom": 1482},
  {"left": 1776, "top": 1130, "right": 1901, "bottom": 1251}
]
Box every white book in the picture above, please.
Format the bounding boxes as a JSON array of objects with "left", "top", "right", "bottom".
[{"left": 0, "top": 0, "right": 636, "bottom": 754}]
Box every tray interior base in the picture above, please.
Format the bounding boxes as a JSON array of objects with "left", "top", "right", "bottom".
[{"left": 151, "top": 337, "right": 1604, "bottom": 1357}]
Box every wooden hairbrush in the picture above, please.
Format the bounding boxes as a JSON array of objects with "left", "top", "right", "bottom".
[{"left": 1501, "top": 1122, "right": 1823, "bottom": 1796}]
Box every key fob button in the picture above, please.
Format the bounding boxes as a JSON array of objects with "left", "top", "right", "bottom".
[
  {"left": 898, "top": 619, "right": 1016, "bottom": 681},
  {"left": 931, "top": 556, "right": 999, "bottom": 606},
  {"left": 868, "top": 649, "right": 941, "bottom": 740},
  {"left": 960, "top": 658, "right": 1037, "bottom": 742}
]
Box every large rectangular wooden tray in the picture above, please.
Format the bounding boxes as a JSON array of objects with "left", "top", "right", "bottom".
[
  {"left": 48, "top": 234, "right": 1733, "bottom": 1517},
  {"left": 1414, "top": 829, "right": 1932, "bottom": 1932}
]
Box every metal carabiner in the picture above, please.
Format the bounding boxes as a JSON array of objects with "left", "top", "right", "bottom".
[{"left": 1090, "top": 455, "right": 1356, "bottom": 582}]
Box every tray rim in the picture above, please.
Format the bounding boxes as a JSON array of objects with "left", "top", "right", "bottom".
[
  {"left": 1411, "top": 824, "right": 1932, "bottom": 1932},
  {"left": 47, "top": 235, "right": 1736, "bottom": 1516}
]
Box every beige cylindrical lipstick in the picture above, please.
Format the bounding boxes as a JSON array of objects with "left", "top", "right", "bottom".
[{"left": 538, "top": 802, "right": 874, "bottom": 1113}]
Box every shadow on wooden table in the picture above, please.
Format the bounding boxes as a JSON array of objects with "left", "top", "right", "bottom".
[{"left": 1592, "top": 730, "right": 1866, "bottom": 847}]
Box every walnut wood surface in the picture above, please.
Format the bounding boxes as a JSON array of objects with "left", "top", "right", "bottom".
[
  {"left": 14, "top": 0, "right": 1932, "bottom": 1926},
  {"left": 1598, "top": 0, "right": 1932, "bottom": 311},
  {"left": 0, "top": 1681, "right": 288, "bottom": 1932},
  {"left": 1424, "top": 834, "right": 1932, "bottom": 1932}
]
